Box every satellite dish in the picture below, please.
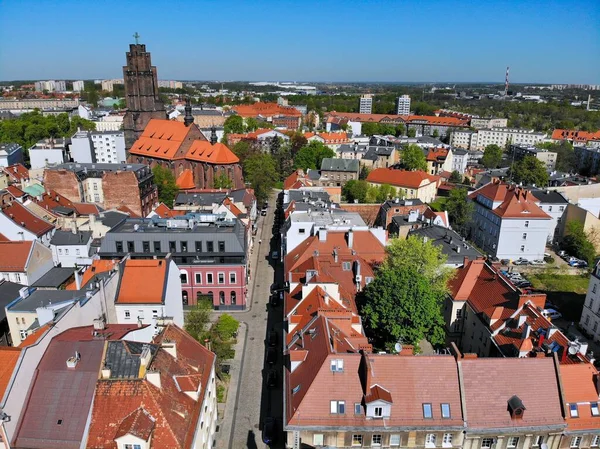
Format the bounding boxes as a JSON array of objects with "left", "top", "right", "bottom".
[
  {"left": 568, "top": 343, "right": 579, "bottom": 355},
  {"left": 394, "top": 342, "right": 403, "bottom": 353}
]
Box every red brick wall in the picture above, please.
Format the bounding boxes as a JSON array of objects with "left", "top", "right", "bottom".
[
  {"left": 43, "top": 170, "right": 82, "bottom": 202},
  {"left": 102, "top": 171, "right": 143, "bottom": 216}
]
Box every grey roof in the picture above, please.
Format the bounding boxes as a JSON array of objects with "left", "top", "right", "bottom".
[
  {"left": 50, "top": 230, "right": 92, "bottom": 246},
  {"left": 52, "top": 205, "right": 76, "bottom": 216},
  {"left": 8, "top": 289, "right": 84, "bottom": 312},
  {"left": 408, "top": 225, "right": 482, "bottom": 265},
  {"left": 363, "top": 146, "right": 394, "bottom": 161},
  {"left": 381, "top": 198, "right": 424, "bottom": 211},
  {"left": 0, "top": 142, "right": 22, "bottom": 155},
  {"left": 51, "top": 163, "right": 151, "bottom": 182},
  {"left": 530, "top": 189, "right": 569, "bottom": 204},
  {"left": 0, "top": 280, "right": 26, "bottom": 320},
  {"left": 416, "top": 136, "right": 444, "bottom": 145},
  {"left": 174, "top": 192, "right": 227, "bottom": 207},
  {"left": 290, "top": 210, "right": 366, "bottom": 226},
  {"left": 104, "top": 340, "right": 159, "bottom": 379},
  {"left": 98, "top": 211, "right": 129, "bottom": 228},
  {"left": 320, "top": 158, "right": 359, "bottom": 172},
  {"left": 286, "top": 189, "right": 331, "bottom": 203},
  {"left": 337, "top": 143, "right": 368, "bottom": 154},
  {"left": 307, "top": 169, "right": 322, "bottom": 181},
  {"left": 452, "top": 148, "right": 468, "bottom": 155},
  {"left": 31, "top": 267, "right": 74, "bottom": 288}
]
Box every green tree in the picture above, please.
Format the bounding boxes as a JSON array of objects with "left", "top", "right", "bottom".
[
  {"left": 562, "top": 221, "right": 597, "bottom": 266},
  {"left": 407, "top": 127, "right": 416, "bottom": 138},
  {"left": 395, "top": 123, "right": 405, "bottom": 136},
  {"left": 243, "top": 153, "right": 278, "bottom": 203},
  {"left": 342, "top": 179, "right": 369, "bottom": 203},
  {"left": 445, "top": 187, "right": 474, "bottom": 235},
  {"left": 289, "top": 132, "right": 308, "bottom": 156},
  {"left": 432, "top": 129, "right": 440, "bottom": 138},
  {"left": 359, "top": 165, "right": 371, "bottom": 180},
  {"left": 184, "top": 301, "right": 213, "bottom": 341},
  {"left": 232, "top": 140, "right": 257, "bottom": 161},
  {"left": 273, "top": 142, "right": 293, "bottom": 180},
  {"left": 213, "top": 172, "right": 233, "bottom": 189},
  {"left": 213, "top": 314, "right": 239, "bottom": 340},
  {"left": 224, "top": 115, "right": 244, "bottom": 134},
  {"left": 481, "top": 144, "right": 503, "bottom": 168},
  {"left": 357, "top": 237, "right": 452, "bottom": 351},
  {"left": 400, "top": 144, "right": 427, "bottom": 171},
  {"left": 361, "top": 122, "right": 379, "bottom": 136},
  {"left": 536, "top": 141, "right": 578, "bottom": 173},
  {"left": 449, "top": 170, "right": 462, "bottom": 183},
  {"left": 152, "top": 165, "right": 179, "bottom": 206},
  {"left": 510, "top": 156, "right": 549, "bottom": 187},
  {"left": 245, "top": 117, "right": 259, "bottom": 132},
  {"left": 293, "top": 141, "right": 334, "bottom": 170}
]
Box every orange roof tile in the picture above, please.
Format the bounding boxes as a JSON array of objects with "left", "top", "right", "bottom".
[
  {"left": 367, "top": 168, "right": 439, "bottom": 189},
  {"left": 129, "top": 119, "right": 193, "bottom": 160},
  {"left": 0, "top": 347, "right": 21, "bottom": 398},
  {"left": 552, "top": 129, "right": 600, "bottom": 143},
  {"left": 233, "top": 102, "right": 301, "bottom": 118},
  {"left": 470, "top": 182, "right": 551, "bottom": 219},
  {"left": 0, "top": 241, "right": 33, "bottom": 272},
  {"left": 185, "top": 141, "right": 239, "bottom": 164},
  {"left": 67, "top": 259, "right": 119, "bottom": 290},
  {"left": 116, "top": 205, "right": 140, "bottom": 218},
  {"left": 116, "top": 259, "right": 168, "bottom": 304},
  {"left": 2, "top": 163, "right": 29, "bottom": 182},
  {"left": 72, "top": 202, "right": 102, "bottom": 215},
  {"left": 426, "top": 147, "right": 449, "bottom": 162},
  {"left": 18, "top": 324, "right": 51, "bottom": 348},
  {"left": 176, "top": 169, "right": 195, "bottom": 190},
  {"left": 153, "top": 203, "right": 187, "bottom": 219},
  {"left": 6, "top": 185, "right": 25, "bottom": 198},
  {"left": 114, "top": 408, "right": 155, "bottom": 440}
]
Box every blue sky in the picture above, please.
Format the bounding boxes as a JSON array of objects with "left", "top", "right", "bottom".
[{"left": 1, "top": 0, "right": 598, "bottom": 83}]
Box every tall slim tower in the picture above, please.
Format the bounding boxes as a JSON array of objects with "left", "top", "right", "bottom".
[
  {"left": 504, "top": 66, "right": 510, "bottom": 96},
  {"left": 122, "top": 39, "right": 166, "bottom": 151}
]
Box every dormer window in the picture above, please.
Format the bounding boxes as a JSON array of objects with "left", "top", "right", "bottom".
[
  {"left": 331, "top": 359, "right": 344, "bottom": 372},
  {"left": 508, "top": 395, "right": 526, "bottom": 419}
]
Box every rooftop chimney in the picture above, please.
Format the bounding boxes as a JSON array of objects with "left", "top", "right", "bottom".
[
  {"left": 162, "top": 341, "right": 177, "bottom": 359},
  {"left": 66, "top": 351, "right": 81, "bottom": 369},
  {"left": 333, "top": 248, "right": 338, "bottom": 263},
  {"left": 347, "top": 229, "right": 354, "bottom": 249}
]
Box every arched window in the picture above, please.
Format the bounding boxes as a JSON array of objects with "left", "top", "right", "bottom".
[
  {"left": 231, "top": 291, "right": 236, "bottom": 305},
  {"left": 219, "top": 291, "right": 225, "bottom": 305},
  {"left": 197, "top": 291, "right": 204, "bottom": 301},
  {"left": 182, "top": 290, "right": 188, "bottom": 306}
]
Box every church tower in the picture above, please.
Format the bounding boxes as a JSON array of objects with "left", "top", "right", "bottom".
[{"left": 122, "top": 36, "right": 166, "bottom": 151}]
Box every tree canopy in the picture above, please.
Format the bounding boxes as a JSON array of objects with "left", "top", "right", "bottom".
[
  {"left": 449, "top": 170, "right": 462, "bottom": 183},
  {"left": 213, "top": 172, "right": 233, "bottom": 189},
  {"left": 510, "top": 155, "right": 549, "bottom": 187},
  {"left": 293, "top": 141, "right": 334, "bottom": 170},
  {"left": 562, "top": 220, "right": 597, "bottom": 266},
  {"left": 223, "top": 115, "right": 244, "bottom": 134},
  {"left": 357, "top": 237, "right": 452, "bottom": 351},
  {"left": 445, "top": 187, "right": 474, "bottom": 235},
  {"left": 536, "top": 141, "right": 578, "bottom": 173},
  {"left": 342, "top": 180, "right": 398, "bottom": 204},
  {"left": 152, "top": 165, "right": 179, "bottom": 206},
  {"left": 400, "top": 144, "right": 427, "bottom": 171},
  {"left": 243, "top": 153, "right": 279, "bottom": 203},
  {"left": 481, "top": 144, "right": 503, "bottom": 168}
]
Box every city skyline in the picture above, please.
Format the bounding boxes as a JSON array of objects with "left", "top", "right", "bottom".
[{"left": 0, "top": 0, "right": 599, "bottom": 84}]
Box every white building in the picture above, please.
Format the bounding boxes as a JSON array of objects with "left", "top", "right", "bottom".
[
  {"left": 0, "top": 201, "right": 55, "bottom": 246},
  {"left": 451, "top": 148, "right": 469, "bottom": 174},
  {"left": 396, "top": 95, "right": 411, "bottom": 115},
  {"left": 93, "top": 114, "right": 124, "bottom": 131},
  {"left": 0, "top": 143, "right": 24, "bottom": 167},
  {"left": 580, "top": 263, "right": 600, "bottom": 343},
  {"left": 470, "top": 117, "right": 508, "bottom": 129},
  {"left": 72, "top": 80, "right": 85, "bottom": 92},
  {"left": 0, "top": 240, "right": 53, "bottom": 286},
  {"left": 530, "top": 189, "right": 568, "bottom": 244},
  {"left": 50, "top": 229, "right": 93, "bottom": 267},
  {"left": 359, "top": 94, "right": 373, "bottom": 114},
  {"left": 468, "top": 182, "right": 551, "bottom": 261},
  {"left": 28, "top": 138, "right": 67, "bottom": 169},
  {"left": 114, "top": 258, "right": 184, "bottom": 331},
  {"left": 450, "top": 128, "right": 547, "bottom": 151},
  {"left": 71, "top": 129, "right": 126, "bottom": 164},
  {"left": 54, "top": 80, "right": 66, "bottom": 92},
  {"left": 78, "top": 104, "right": 92, "bottom": 120}
]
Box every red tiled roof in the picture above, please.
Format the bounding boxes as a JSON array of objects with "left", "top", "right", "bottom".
[
  {"left": 426, "top": 147, "right": 449, "bottom": 162},
  {"left": 6, "top": 185, "right": 25, "bottom": 198},
  {"left": 153, "top": 203, "right": 187, "bottom": 219},
  {"left": 33, "top": 190, "right": 75, "bottom": 212},
  {"left": 185, "top": 140, "right": 239, "bottom": 164},
  {"left": 114, "top": 408, "right": 155, "bottom": 440},
  {"left": 116, "top": 205, "right": 140, "bottom": 218},
  {"left": 72, "top": 202, "right": 102, "bottom": 215},
  {"left": 233, "top": 102, "right": 301, "bottom": 118},
  {"left": 67, "top": 259, "right": 119, "bottom": 290},
  {"left": 18, "top": 324, "right": 51, "bottom": 348},
  {"left": 304, "top": 132, "right": 349, "bottom": 143},
  {"left": 367, "top": 168, "right": 439, "bottom": 189},
  {"left": 129, "top": 119, "right": 193, "bottom": 160},
  {"left": 116, "top": 259, "right": 168, "bottom": 304},
  {"left": 552, "top": 129, "right": 600, "bottom": 143},
  {"left": 283, "top": 169, "right": 312, "bottom": 190},
  {"left": 460, "top": 358, "right": 564, "bottom": 429},
  {"left": 560, "top": 363, "right": 600, "bottom": 430},
  {"left": 1, "top": 201, "right": 54, "bottom": 236},
  {"left": 0, "top": 240, "right": 33, "bottom": 271},
  {"left": 222, "top": 197, "right": 244, "bottom": 217},
  {"left": 2, "top": 163, "right": 29, "bottom": 182},
  {"left": 469, "top": 182, "right": 551, "bottom": 220},
  {"left": 365, "top": 384, "right": 393, "bottom": 403},
  {"left": 175, "top": 169, "right": 195, "bottom": 190},
  {"left": 0, "top": 347, "right": 21, "bottom": 398}
]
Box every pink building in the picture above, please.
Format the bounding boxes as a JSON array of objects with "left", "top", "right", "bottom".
[{"left": 179, "top": 263, "right": 248, "bottom": 309}]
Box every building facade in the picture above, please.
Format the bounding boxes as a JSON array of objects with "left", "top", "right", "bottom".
[
  {"left": 511, "top": 145, "right": 557, "bottom": 170},
  {"left": 396, "top": 95, "right": 411, "bottom": 115},
  {"left": 359, "top": 94, "right": 373, "bottom": 114},
  {"left": 28, "top": 138, "right": 68, "bottom": 169},
  {"left": 580, "top": 263, "right": 600, "bottom": 343},
  {"left": 0, "top": 143, "right": 24, "bottom": 167},
  {"left": 451, "top": 128, "right": 547, "bottom": 151},
  {"left": 367, "top": 169, "right": 439, "bottom": 203},
  {"left": 71, "top": 130, "right": 127, "bottom": 164}
]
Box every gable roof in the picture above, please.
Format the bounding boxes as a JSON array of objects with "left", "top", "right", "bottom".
[
  {"left": 320, "top": 157, "right": 359, "bottom": 172},
  {"left": 233, "top": 102, "right": 301, "bottom": 118},
  {"left": 129, "top": 119, "right": 195, "bottom": 161},
  {"left": 367, "top": 168, "right": 439, "bottom": 189},
  {"left": 152, "top": 203, "right": 187, "bottom": 219},
  {"left": 114, "top": 407, "right": 156, "bottom": 440},
  {"left": 175, "top": 169, "right": 195, "bottom": 190},
  {"left": 470, "top": 182, "right": 551, "bottom": 220},
  {"left": 1, "top": 201, "right": 54, "bottom": 236},
  {"left": 0, "top": 241, "right": 33, "bottom": 272},
  {"left": 560, "top": 363, "right": 600, "bottom": 430},
  {"left": 185, "top": 140, "right": 239, "bottom": 164},
  {"left": 2, "top": 163, "right": 29, "bottom": 182},
  {"left": 552, "top": 129, "right": 600, "bottom": 143},
  {"left": 116, "top": 259, "right": 169, "bottom": 304}
]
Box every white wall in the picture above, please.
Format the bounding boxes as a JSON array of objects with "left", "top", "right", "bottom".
[
  {"left": 164, "top": 260, "right": 184, "bottom": 327},
  {"left": 496, "top": 218, "right": 549, "bottom": 260},
  {"left": 580, "top": 271, "right": 600, "bottom": 343},
  {"left": 51, "top": 242, "right": 92, "bottom": 267},
  {"left": 29, "top": 148, "right": 65, "bottom": 169},
  {"left": 0, "top": 213, "right": 38, "bottom": 242},
  {"left": 71, "top": 134, "right": 95, "bottom": 163},
  {"left": 536, "top": 202, "right": 567, "bottom": 243},
  {"left": 192, "top": 364, "right": 218, "bottom": 449}
]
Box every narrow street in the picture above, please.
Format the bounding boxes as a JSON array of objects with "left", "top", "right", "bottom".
[{"left": 224, "top": 191, "right": 285, "bottom": 449}]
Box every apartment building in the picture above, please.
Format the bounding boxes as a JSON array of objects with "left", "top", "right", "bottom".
[
  {"left": 28, "top": 138, "right": 68, "bottom": 169},
  {"left": 72, "top": 80, "right": 84, "bottom": 92},
  {"left": 99, "top": 213, "right": 248, "bottom": 309},
  {"left": 530, "top": 189, "right": 568, "bottom": 243},
  {"left": 316, "top": 158, "right": 360, "bottom": 187},
  {"left": 71, "top": 129, "right": 127, "bottom": 164},
  {"left": 396, "top": 94, "right": 411, "bottom": 115},
  {"left": 0, "top": 98, "right": 79, "bottom": 110},
  {"left": 0, "top": 143, "right": 24, "bottom": 167},
  {"left": 359, "top": 94, "right": 373, "bottom": 114},
  {"left": 580, "top": 263, "right": 600, "bottom": 343},
  {"left": 0, "top": 240, "right": 53, "bottom": 286},
  {"left": 574, "top": 146, "right": 600, "bottom": 174},
  {"left": 426, "top": 147, "right": 454, "bottom": 175},
  {"left": 367, "top": 169, "right": 440, "bottom": 203},
  {"left": 470, "top": 117, "right": 508, "bottom": 129},
  {"left": 451, "top": 128, "right": 547, "bottom": 151},
  {"left": 468, "top": 182, "right": 551, "bottom": 260},
  {"left": 510, "top": 144, "right": 557, "bottom": 170}
]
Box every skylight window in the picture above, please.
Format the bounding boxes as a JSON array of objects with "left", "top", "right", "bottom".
[
  {"left": 423, "top": 403, "right": 433, "bottom": 419},
  {"left": 591, "top": 402, "right": 599, "bottom": 417},
  {"left": 292, "top": 385, "right": 301, "bottom": 394},
  {"left": 569, "top": 403, "right": 579, "bottom": 418},
  {"left": 441, "top": 403, "right": 451, "bottom": 418}
]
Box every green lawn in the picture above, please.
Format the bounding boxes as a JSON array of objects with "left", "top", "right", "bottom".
[
  {"left": 528, "top": 272, "right": 590, "bottom": 321},
  {"left": 429, "top": 197, "right": 448, "bottom": 212}
]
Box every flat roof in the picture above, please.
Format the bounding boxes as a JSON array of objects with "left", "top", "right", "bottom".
[
  {"left": 8, "top": 290, "right": 84, "bottom": 312},
  {"left": 31, "top": 267, "right": 74, "bottom": 288}
]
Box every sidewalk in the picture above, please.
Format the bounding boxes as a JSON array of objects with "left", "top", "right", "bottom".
[{"left": 214, "top": 320, "right": 247, "bottom": 448}]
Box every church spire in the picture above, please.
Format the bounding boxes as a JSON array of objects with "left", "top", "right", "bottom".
[
  {"left": 184, "top": 96, "right": 194, "bottom": 127},
  {"left": 210, "top": 124, "right": 218, "bottom": 145}
]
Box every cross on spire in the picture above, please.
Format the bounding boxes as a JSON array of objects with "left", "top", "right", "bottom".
[{"left": 133, "top": 32, "right": 140, "bottom": 44}]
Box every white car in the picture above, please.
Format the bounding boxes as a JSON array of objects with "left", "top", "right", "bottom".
[{"left": 542, "top": 309, "right": 562, "bottom": 320}]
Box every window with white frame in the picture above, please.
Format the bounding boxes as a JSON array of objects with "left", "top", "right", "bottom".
[
  {"left": 138, "top": 310, "right": 144, "bottom": 320},
  {"left": 533, "top": 436, "right": 544, "bottom": 447},
  {"left": 152, "top": 310, "right": 158, "bottom": 318},
  {"left": 520, "top": 245, "right": 525, "bottom": 252},
  {"left": 423, "top": 403, "right": 433, "bottom": 418},
  {"left": 372, "top": 435, "right": 382, "bottom": 446},
  {"left": 229, "top": 272, "right": 236, "bottom": 284},
  {"left": 507, "top": 437, "right": 519, "bottom": 448},
  {"left": 354, "top": 403, "right": 361, "bottom": 414},
  {"left": 374, "top": 406, "right": 383, "bottom": 417},
  {"left": 591, "top": 435, "right": 599, "bottom": 447},
  {"left": 218, "top": 273, "right": 225, "bottom": 284},
  {"left": 207, "top": 273, "right": 213, "bottom": 284},
  {"left": 522, "top": 233, "right": 527, "bottom": 240},
  {"left": 313, "top": 434, "right": 324, "bottom": 446},
  {"left": 124, "top": 310, "right": 130, "bottom": 319},
  {"left": 195, "top": 273, "right": 202, "bottom": 284},
  {"left": 342, "top": 262, "right": 351, "bottom": 271},
  {"left": 352, "top": 434, "right": 363, "bottom": 446},
  {"left": 330, "top": 359, "right": 344, "bottom": 372},
  {"left": 481, "top": 438, "right": 494, "bottom": 449},
  {"left": 571, "top": 437, "right": 581, "bottom": 448},
  {"left": 443, "top": 433, "right": 453, "bottom": 447},
  {"left": 330, "top": 400, "right": 345, "bottom": 414},
  {"left": 19, "top": 329, "right": 27, "bottom": 340},
  {"left": 441, "top": 403, "right": 451, "bottom": 418},
  {"left": 390, "top": 434, "right": 401, "bottom": 446},
  {"left": 425, "top": 434, "right": 436, "bottom": 448},
  {"left": 569, "top": 403, "right": 579, "bottom": 417},
  {"left": 591, "top": 402, "right": 599, "bottom": 416},
  {"left": 124, "top": 445, "right": 142, "bottom": 449}
]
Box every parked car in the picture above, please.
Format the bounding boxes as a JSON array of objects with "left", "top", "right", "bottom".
[
  {"left": 262, "top": 417, "right": 277, "bottom": 445},
  {"left": 266, "top": 347, "right": 277, "bottom": 365},
  {"left": 270, "top": 283, "right": 279, "bottom": 293},
  {"left": 261, "top": 208, "right": 267, "bottom": 216},
  {"left": 531, "top": 259, "right": 546, "bottom": 265},
  {"left": 545, "top": 302, "right": 560, "bottom": 311},
  {"left": 558, "top": 250, "right": 568, "bottom": 257},
  {"left": 571, "top": 259, "right": 588, "bottom": 268},
  {"left": 266, "top": 369, "right": 277, "bottom": 388},
  {"left": 268, "top": 330, "right": 278, "bottom": 347},
  {"left": 542, "top": 309, "right": 563, "bottom": 320},
  {"left": 269, "top": 292, "right": 279, "bottom": 307},
  {"left": 271, "top": 250, "right": 279, "bottom": 260},
  {"left": 513, "top": 258, "right": 530, "bottom": 265}
]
